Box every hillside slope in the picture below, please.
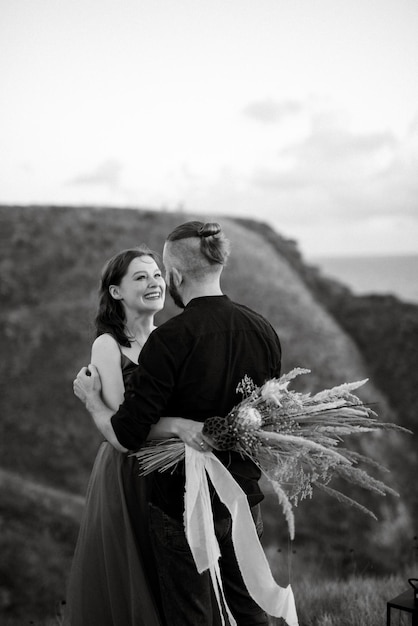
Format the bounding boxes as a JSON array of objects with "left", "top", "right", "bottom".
[
  {"left": 0, "top": 206, "right": 393, "bottom": 487},
  {"left": 0, "top": 205, "right": 415, "bottom": 624}
]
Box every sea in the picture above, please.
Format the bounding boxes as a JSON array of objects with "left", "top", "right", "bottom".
[{"left": 308, "top": 254, "right": 418, "bottom": 305}]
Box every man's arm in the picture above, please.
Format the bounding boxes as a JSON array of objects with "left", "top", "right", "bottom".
[{"left": 73, "top": 365, "right": 128, "bottom": 453}]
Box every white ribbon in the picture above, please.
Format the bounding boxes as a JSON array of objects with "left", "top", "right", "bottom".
[{"left": 184, "top": 445, "right": 299, "bottom": 626}]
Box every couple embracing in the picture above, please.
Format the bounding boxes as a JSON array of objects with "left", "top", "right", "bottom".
[{"left": 67, "top": 220, "right": 283, "bottom": 626}]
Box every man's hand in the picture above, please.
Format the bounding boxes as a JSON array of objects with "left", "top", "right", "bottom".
[
  {"left": 73, "top": 364, "right": 102, "bottom": 409},
  {"left": 73, "top": 364, "right": 127, "bottom": 453}
]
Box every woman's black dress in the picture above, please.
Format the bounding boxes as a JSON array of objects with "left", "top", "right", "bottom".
[{"left": 64, "top": 354, "right": 165, "bottom": 626}]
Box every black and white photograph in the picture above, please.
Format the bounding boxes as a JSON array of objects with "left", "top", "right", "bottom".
[{"left": 1, "top": 1, "right": 417, "bottom": 625}]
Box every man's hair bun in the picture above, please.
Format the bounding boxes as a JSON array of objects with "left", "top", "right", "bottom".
[
  {"left": 166, "top": 220, "right": 230, "bottom": 267},
  {"left": 198, "top": 222, "right": 221, "bottom": 238}
]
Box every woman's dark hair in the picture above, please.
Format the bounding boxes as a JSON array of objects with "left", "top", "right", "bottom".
[
  {"left": 95, "top": 245, "right": 159, "bottom": 347},
  {"left": 166, "top": 220, "right": 230, "bottom": 266}
]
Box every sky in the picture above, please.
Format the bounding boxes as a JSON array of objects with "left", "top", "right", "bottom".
[{"left": 1, "top": 0, "right": 418, "bottom": 257}]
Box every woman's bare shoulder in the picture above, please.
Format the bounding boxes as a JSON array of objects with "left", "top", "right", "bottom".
[{"left": 91, "top": 333, "right": 121, "bottom": 357}]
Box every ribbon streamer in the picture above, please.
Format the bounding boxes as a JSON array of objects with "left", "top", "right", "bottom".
[{"left": 184, "top": 446, "right": 299, "bottom": 626}]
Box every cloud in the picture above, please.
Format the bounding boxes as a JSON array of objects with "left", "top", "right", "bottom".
[
  {"left": 281, "top": 111, "right": 396, "bottom": 174},
  {"left": 285, "top": 123, "right": 396, "bottom": 164},
  {"left": 68, "top": 159, "right": 123, "bottom": 190},
  {"left": 243, "top": 98, "right": 305, "bottom": 124},
  {"left": 64, "top": 158, "right": 143, "bottom": 205},
  {"left": 249, "top": 108, "right": 418, "bottom": 227}
]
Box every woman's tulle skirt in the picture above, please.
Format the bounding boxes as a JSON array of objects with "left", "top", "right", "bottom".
[{"left": 64, "top": 442, "right": 164, "bottom": 626}]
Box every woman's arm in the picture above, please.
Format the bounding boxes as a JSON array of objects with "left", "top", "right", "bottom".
[
  {"left": 88, "top": 334, "right": 127, "bottom": 452},
  {"left": 90, "top": 334, "right": 125, "bottom": 412}
]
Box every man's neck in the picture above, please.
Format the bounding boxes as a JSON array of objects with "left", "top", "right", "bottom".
[{"left": 182, "top": 284, "right": 223, "bottom": 307}]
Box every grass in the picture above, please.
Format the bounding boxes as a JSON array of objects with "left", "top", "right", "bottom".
[
  {"left": 270, "top": 572, "right": 413, "bottom": 626},
  {"left": 6, "top": 573, "right": 412, "bottom": 626},
  {"left": 0, "top": 473, "right": 81, "bottom": 626}
]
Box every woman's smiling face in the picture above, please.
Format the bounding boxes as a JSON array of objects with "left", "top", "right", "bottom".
[{"left": 113, "top": 255, "right": 166, "bottom": 314}]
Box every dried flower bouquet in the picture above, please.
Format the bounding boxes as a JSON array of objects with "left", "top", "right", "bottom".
[{"left": 133, "top": 368, "right": 410, "bottom": 538}]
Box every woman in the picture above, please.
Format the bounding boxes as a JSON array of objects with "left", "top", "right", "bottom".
[{"left": 65, "top": 246, "right": 205, "bottom": 626}]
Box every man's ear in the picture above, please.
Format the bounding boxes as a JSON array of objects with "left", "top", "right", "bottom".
[
  {"left": 171, "top": 267, "right": 183, "bottom": 287},
  {"left": 109, "top": 285, "right": 122, "bottom": 300}
]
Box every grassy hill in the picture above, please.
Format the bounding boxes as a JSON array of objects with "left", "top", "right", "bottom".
[{"left": 0, "top": 205, "right": 416, "bottom": 625}]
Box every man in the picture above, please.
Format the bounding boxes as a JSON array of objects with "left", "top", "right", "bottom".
[{"left": 74, "top": 220, "right": 282, "bottom": 626}]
